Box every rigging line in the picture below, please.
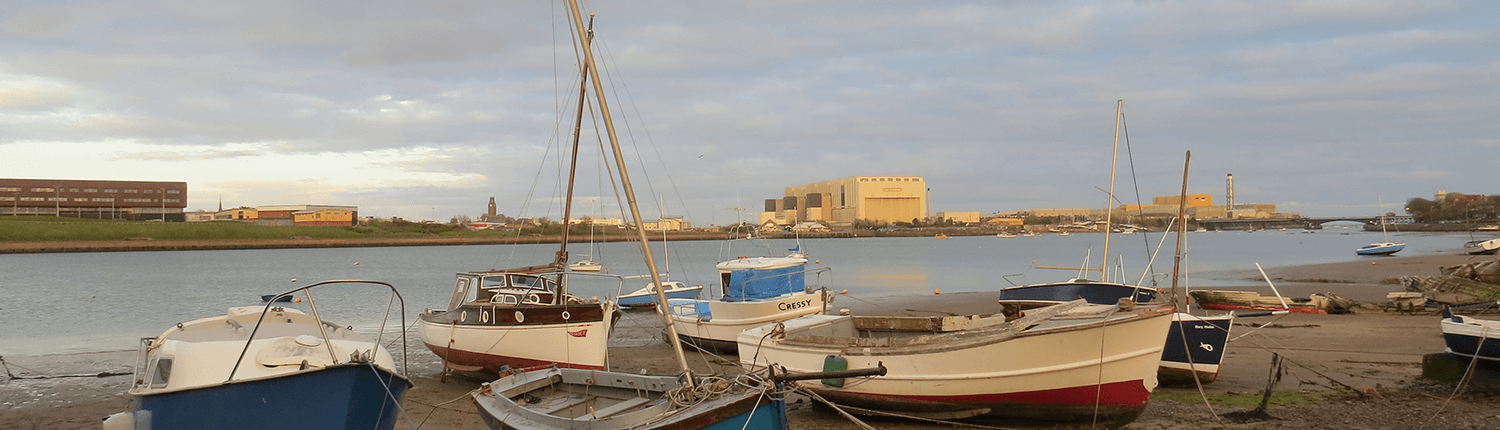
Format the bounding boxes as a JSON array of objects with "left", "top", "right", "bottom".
[
  {"left": 594, "top": 35, "right": 695, "bottom": 226},
  {"left": 1425, "top": 325, "right": 1489, "bottom": 426},
  {"left": 1119, "top": 109, "right": 1161, "bottom": 284}
]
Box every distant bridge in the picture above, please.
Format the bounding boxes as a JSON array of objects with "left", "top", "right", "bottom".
[{"left": 1196, "top": 216, "right": 1413, "bottom": 231}]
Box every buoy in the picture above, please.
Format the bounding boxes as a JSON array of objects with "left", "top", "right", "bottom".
[
  {"left": 294, "top": 297, "right": 302, "bottom": 303},
  {"left": 814, "top": 260, "right": 820, "bottom": 264},
  {"left": 933, "top": 289, "right": 941, "bottom": 295},
  {"left": 1371, "top": 262, "right": 1377, "bottom": 265},
  {"left": 91, "top": 295, "right": 96, "bottom": 298},
  {"left": 841, "top": 289, "right": 848, "bottom": 295},
  {"left": 354, "top": 262, "right": 360, "bottom": 265},
  {"left": 291, "top": 277, "right": 297, "bottom": 282}
]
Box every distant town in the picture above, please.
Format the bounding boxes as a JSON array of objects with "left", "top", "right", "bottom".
[{"left": 2, "top": 177, "right": 1494, "bottom": 233}]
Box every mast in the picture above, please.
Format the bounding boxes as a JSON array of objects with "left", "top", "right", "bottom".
[
  {"left": 564, "top": 0, "right": 695, "bottom": 382},
  {"left": 554, "top": 14, "right": 595, "bottom": 272},
  {"left": 1170, "top": 151, "right": 1191, "bottom": 309},
  {"left": 1100, "top": 100, "right": 1122, "bottom": 281}
]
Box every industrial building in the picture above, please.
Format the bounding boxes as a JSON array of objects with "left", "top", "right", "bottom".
[
  {"left": 761, "top": 176, "right": 928, "bottom": 225},
  {"left": 0, "top": 178, "right": 187, "bottom": 221}
]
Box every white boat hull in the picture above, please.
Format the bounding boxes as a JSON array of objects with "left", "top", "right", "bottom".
[
  {"left": 418, "top": 304, "right": 615, "bottom": 371},
  {"left": 738, "top": 303, "right": 1174, "bottom": 425},
  {"left": 668, "top": 290, "right": 833, "bottom": 352}
]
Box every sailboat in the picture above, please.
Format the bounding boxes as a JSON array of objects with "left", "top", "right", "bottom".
[
  {"left": 570, "top": 200, "right": 604, "bottom": 272},
  {"left": 997, "top": 106, "right": 1234, "bottom": 386},
  {"left": 1356, "top": 196, "right": 1405, "bottom": 256},
  {"left": 469, "top": 5, "right": 882, "bottom": 428},
  {"left": 415, "top": 7, "right": 621, "bottom": 372}
]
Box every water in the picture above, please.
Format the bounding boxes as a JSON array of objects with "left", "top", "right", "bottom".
[{"left": 0, "top": 228, "right": 1473, "bottom": 356}]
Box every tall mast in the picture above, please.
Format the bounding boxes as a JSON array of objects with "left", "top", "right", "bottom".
[
  {"left": 1170, "top": 151, "right": 1191, "bottom": 309},
  {"left": 554, "top": 14, "right": 595, "bottom": 271},
  {"left": 564, "top": 0, "right": 695, "bottom": 382},
  {"left": 1101, "top": 100, "right": 1122, "bottom": 281}
]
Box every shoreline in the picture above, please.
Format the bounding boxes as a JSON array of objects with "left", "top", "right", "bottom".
[{"left": 4, "top": 253, "right": 1498, "bottom": 429}]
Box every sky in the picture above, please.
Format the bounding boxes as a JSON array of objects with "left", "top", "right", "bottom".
[{"left": 2, "top": 1, "right": 1496, "bottom": 225}]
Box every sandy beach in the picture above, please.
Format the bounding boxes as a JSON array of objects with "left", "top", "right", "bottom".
[{"left": 4, "top": 252, "right": 1498, "bottom": 429}]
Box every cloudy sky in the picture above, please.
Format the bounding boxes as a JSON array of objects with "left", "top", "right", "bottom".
[{"left": 3, "top": 1, "right": 1496, "bottom": 224}]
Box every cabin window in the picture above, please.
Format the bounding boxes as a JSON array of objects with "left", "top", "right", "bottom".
[{"left": 148, "top": 357, "right": 173, "bottom": 388}]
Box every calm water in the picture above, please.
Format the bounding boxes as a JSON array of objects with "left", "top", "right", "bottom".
[{"left": 0, "top": 228, "right": 1478, "bottom": 356}]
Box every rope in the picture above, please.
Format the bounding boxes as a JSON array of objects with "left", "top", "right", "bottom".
[
  {"left": 0, "top": 356, "right": 131, "bottom": 380},
  {"left": 1423, "top": 324, "right": 1489, "bottom": 427}
]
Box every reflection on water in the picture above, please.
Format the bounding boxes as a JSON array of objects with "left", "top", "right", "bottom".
[{"left": 0, "top": 229, "right": 1473, "bottom": 356}]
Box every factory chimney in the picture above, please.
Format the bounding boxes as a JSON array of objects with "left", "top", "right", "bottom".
[{"left": 1226, "top": 173, "right": 1235, "bottom": 211}]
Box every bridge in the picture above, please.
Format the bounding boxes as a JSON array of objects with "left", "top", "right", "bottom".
[{"left": 1196, "top": 216, "right": 1413, "bottom": 231}]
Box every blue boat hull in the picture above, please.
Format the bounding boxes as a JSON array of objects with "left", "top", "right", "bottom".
[
  {"left": 618, "top": 288, "right": 701, "bottom": 307},
  {"left": 1159, "top": 314, "right": 1233, "bottom": 385},
  {"left": 131, "top": 364, "right": 411, "bottom": 430},
  {"left": 1356, "top": 244, "right": 1404, "bottom": 255}
]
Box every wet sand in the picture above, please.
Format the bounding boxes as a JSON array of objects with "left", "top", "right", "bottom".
[{"left": 4, "top": 252, "right": 1498, "bottom": 429}]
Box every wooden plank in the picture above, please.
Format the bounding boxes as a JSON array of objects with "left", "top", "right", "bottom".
[{"left": 590, "top": 396, "right": 652, "bottom": 418}]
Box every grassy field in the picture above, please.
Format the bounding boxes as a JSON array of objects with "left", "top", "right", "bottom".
[{"left": 0, "top": 216, "right": 520, "bottom": 242}]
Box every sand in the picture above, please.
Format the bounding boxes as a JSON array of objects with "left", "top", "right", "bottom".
[{"left": 4, "top": 252, "right": 1498, "bottom": 429}]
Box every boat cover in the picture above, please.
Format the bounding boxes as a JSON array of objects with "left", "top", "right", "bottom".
[{"left": 724, "top": 265, "right": 805, "bottom": 302}]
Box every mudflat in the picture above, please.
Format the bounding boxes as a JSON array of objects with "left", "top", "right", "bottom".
[{"left": 4, "top": 253, "right": 1498, "bottom": 429}]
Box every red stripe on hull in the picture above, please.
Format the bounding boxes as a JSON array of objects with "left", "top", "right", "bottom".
[
  {"left": 424, "top": 343, "right": 603, "bottom": 372},
  {"left": 809, "top": 379, "right": 1152, "bottom": 426}
]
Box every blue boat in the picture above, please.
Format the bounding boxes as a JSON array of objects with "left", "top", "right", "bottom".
[
  {"left": 617, "top": 281, "right": 703, "bottom": 308},
  {"left": 103, "top": 280, "right": 412, "bottom": 430},
  {"left": 1441, "top": 310, "right": 1500, "bottom": 362},
  {"left": 260, "top": 294, "right": 293, "bottom": 302},
  {"left": 1356, "top": 242, "right": 1405, "bottom": 256},
  {"left": 474, "top": 367, "right": 788, "bottom": 430}
]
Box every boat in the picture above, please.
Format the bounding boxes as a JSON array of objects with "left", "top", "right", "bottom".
[
  {"left": 1464, "top": 238, "right": 1500, "bottom": 255},
  {"left": 103, "top": 280, "right": 412, "bottom": 430},
  {"left": 1188, "top": 290, "right": 1355, "bottom": 314},
  {"left": 738, "top": 299, "right": 1176, "bottom": 426},
  {"left": 666, "top": 256, "right": 834, "bottom": 352},
  {"left": 934, "top": 233, "right": 949, "bottom": 239},
  {"left": 260, "top": 294, "right": 292, "bottom": 302},
  {"left": 1002, "top": 150, "right": 1235, "bottom": 386},
  {"left": 1058, "top": 230, "right": 1070, "bottom": 236},
  {"left": 1357, "top": 242, "right": 1405, "bottom": 256},
  {"left": 995, "top": 232, "right": 1017, "bottom": 238},
  {"left": 1357, "top": 198, "right": 1404, "bottom": 256},
  {"left": 416, "top": 4, "right": 621, "bottom": 373},
  {"left": 1440, "top": 309, "right": 1500, "bottom": 362},
  {"left": 617, "top": 280, "right": 703, "bottom": 309},
  {"left": 568, "top": 259, "right": 604, "bottom": 272},
  {"left": 471, "top": 4, "right": 814, "bottom": 429}
]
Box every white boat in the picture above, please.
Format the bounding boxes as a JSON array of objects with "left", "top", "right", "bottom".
[
  {"left": 617, "top": 280, "right": 703, "bottom": 308},
  {"left": 471, "top": 4, "right": 805, "bottom": 428},
  {"left": 417, "top": 269, "right": 617, "bottom": 371},
  {"left": 738, "top": 299, "right": 1175, "bottom": 426},
  {"left": 569, "top": 259, "right": 603, "bottom": 272},
  {"left": 1464, "top": 238, "right": 1500, "bottom": 255},
  {"left": 103, "top": 280, "right": 412, "bottom": 430},
  {"left": 667, "top": 256, "right": 834, "bottom": 352},
  {"left": 995, "top": 232, "right": 1017, "bottom": 238}
]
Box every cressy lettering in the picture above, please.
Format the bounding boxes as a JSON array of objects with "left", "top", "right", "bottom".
[{"left": 778, "top": 300, "right": 813, "bottom": 311}]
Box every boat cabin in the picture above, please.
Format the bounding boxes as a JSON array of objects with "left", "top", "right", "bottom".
[
  {"left": 714, "top": 257, "right": 808, "bottom": 302},
  {"left": 447, "top": 271, "right": 561, "bottom": 308}
]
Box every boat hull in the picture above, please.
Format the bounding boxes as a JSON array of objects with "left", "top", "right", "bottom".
[
  {"left": 1158, "top": 313, "right": 1234, "bottom": 385},
  {"left": 1464, "top": 239, "right": 1500, "bottom": 255},
  {"left": 126, "top": 364, "right": 409, "bottom": 430},
  {"left": 668, "top": 290, "right": 832, "bottom": 353},
  {"left": 418, "top": 303, "right": 615, "bottom": 371},
  {"left": 1356, "top": 243, "right": 1405, "bottom": 256},
  {"left": 472, "top": 368, "right": 786, "bottom": 430},
  {"left": 739, "top": 305, "right": 1174, "bottom": 426},
  {"left": 1441, "top": 314, "right": 1500, "bottom": 362},
  {"left": 618, "top": 284, "right": 703, "bottom": 308}
]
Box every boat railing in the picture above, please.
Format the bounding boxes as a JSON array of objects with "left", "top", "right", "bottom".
[{"left": 228, "top": 279, "right": 408, "bottom": 383}]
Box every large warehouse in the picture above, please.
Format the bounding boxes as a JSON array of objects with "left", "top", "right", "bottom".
[
  {"left": 762, "top": 176, "right": 927, "bottom": 225},
  {"left": 0, "top": 178, "right": 187, "bottom": 221}
]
